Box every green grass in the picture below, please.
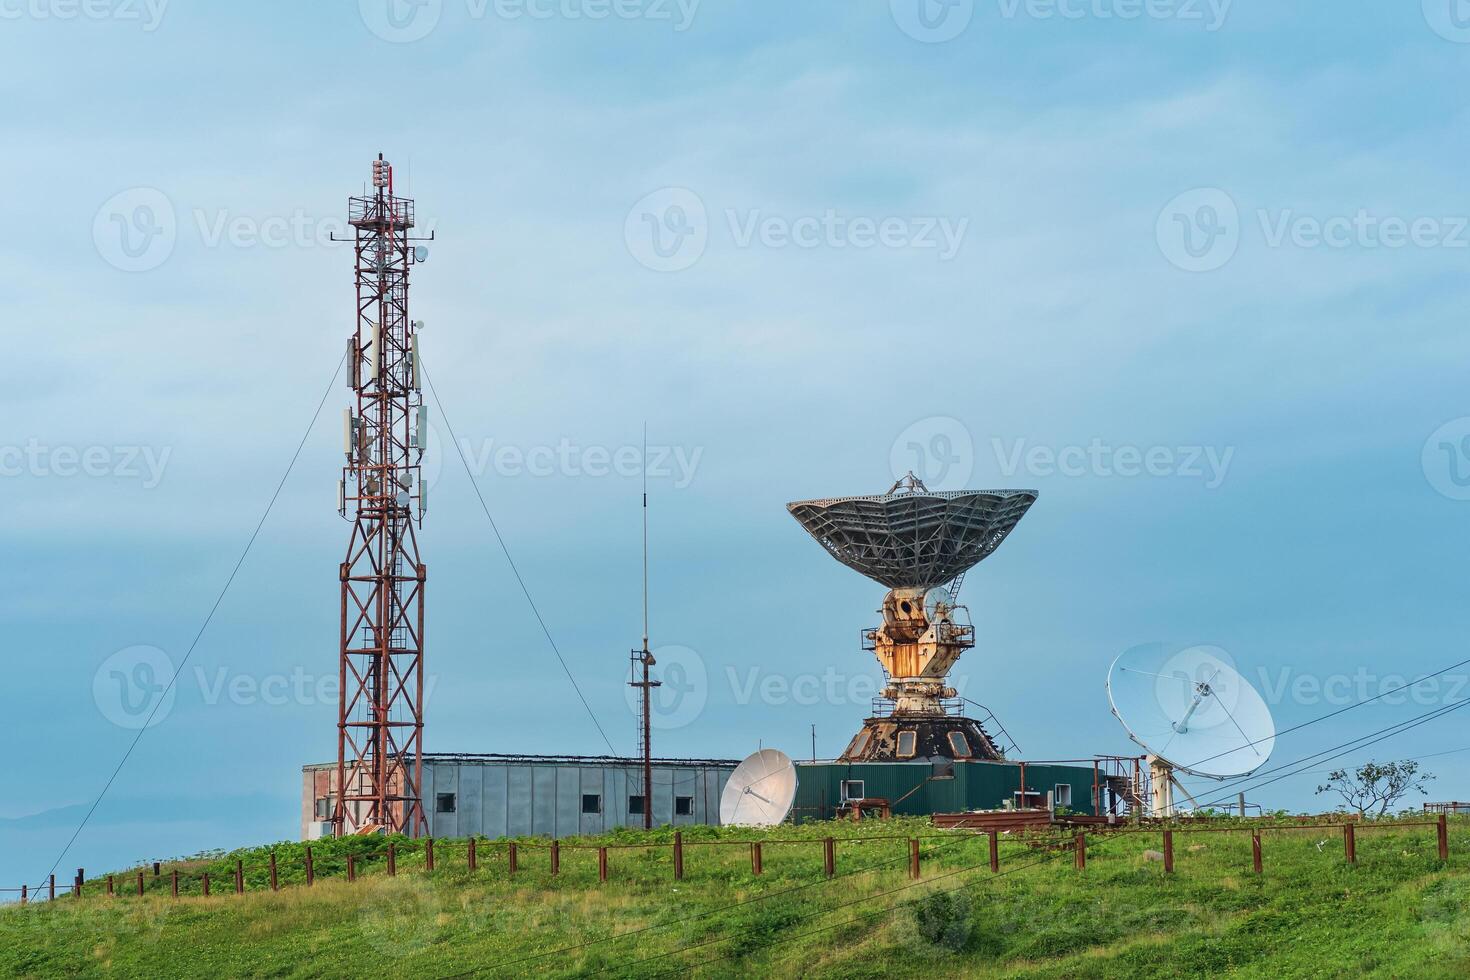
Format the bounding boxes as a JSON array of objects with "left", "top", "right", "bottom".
[{"left": 4, "top": 816, "right": 1469, "bottom": 978}]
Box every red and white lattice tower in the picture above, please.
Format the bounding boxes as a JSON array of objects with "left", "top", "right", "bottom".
[{"left": 334, "top": 154, "right": 431, "bottom": 837}]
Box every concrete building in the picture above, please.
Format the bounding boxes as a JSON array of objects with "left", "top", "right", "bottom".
[{"left": 302, "top": 754, "right": 739, "bottom": 840}]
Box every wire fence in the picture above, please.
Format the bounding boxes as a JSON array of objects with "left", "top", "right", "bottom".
[{"left": 3, "top": 813, "right": 1460, "bottom": 907}]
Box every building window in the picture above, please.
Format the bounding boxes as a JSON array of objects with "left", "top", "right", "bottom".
[
  {"left": 849, "top": 730, "right": 872, "bottom": 757},
  {"left": 841, "top": 780, "right": 866, "bottom": 802},
  {"left": 436, "top": 793, "right": 456, "bottom": 814},
  {"left": 314, "top": 796, "right": 333, "bottom": 820},
  {"left": 1054, "top": 784, "right": 1073, "bottom": 808},
  {"left": 582, "top": 793, "right": 602, "bottom": 814},
  {"left": 947, "top": 732, "right": 971, "bottom": 758},
  {"left": 675, "top": 796, "right": 694, "bottom": 816},
  {"left": 629, "top": 795, "right": 645, "bottom": 816},
  {"left": 896, "top": 730, "right": 918, "bottom": 758}
]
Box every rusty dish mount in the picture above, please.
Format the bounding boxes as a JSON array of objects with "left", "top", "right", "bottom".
[{"left": 788, "top": 474, "right": 1037, "bottom": 763}]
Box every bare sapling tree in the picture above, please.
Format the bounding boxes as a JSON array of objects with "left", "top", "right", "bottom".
[{"left": 1316, "top": 760, "right": 1434, "bottom": 818}]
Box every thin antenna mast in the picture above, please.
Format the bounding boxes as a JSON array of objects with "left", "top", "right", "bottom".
[{"left": 629, "top": 424, "right": 659, "bottom": 830}]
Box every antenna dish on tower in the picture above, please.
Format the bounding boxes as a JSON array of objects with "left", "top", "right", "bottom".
[
  {"left": 786, "top": 474, "right": 1036, "bottom": 591},
  {"left": 719, "top": 749, "right": 798, "bottom": 827}
]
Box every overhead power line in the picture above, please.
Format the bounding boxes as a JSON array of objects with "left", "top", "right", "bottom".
[
  {"left": 421, "top": 361, "right": 619, "bottom": 756},
  {"left": 1195, "top": 697, "right": 1470, "bottom": 810},
  {"left": 34, "top": 352, "right": 346, "bottom": 889},
  {"left": 1177, "top": 655, "right": 1470, "bottom": 773}
]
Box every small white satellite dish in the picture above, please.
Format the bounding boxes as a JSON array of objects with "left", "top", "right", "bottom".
[
  {"left": 1107, "top": 644, "right": 1275, "bottom": 816},
  {"left": 922, "top": 586, "right": 959, "bottom": 622},
  {"left": 719, "top": 748, "right": 798, "bottom": 827},
  {"left": 414, "top": 245, "right": 429, "bottom": 263}
]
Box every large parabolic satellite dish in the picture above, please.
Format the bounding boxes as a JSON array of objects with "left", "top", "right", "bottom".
[
  {"left": 1107, "top": 644, "right": 1276, "bottom": 813},
  {"left": 719, "top": 749, "right": 798, "bottom": 827},
  {"left": 787, "top": 480, "right": 1037, "bottom": 591}
]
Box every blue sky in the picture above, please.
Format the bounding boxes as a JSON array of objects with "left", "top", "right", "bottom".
[{"left": 5, "top": 0, "right": 1470, "bottom": 889}]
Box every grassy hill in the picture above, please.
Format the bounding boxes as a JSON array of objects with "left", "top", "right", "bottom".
[{"left": 3, "top": 815, "right": 1468, "bottom": 978}]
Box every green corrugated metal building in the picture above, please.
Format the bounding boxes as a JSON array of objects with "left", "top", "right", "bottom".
[{"left": 792, "top": 759, "right": 1103, "bottom": 822}]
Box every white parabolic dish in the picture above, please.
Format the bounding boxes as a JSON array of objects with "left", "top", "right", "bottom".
[
  {"left": 719, "top": 749, "right": 798, "bottom": 827},
  {"left": 1107, "top": 644, "right": 1276, "bottom": 779}
]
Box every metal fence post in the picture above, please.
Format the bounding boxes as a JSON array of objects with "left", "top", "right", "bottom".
[
  {"left": 598, "top": 846, "right": 608, "bottom": 883},
  {"left": 1252, "top": 830, "right": 1263, "bottom": 874},
  {"left": 1344, "top": 824, "right": 1356, "bottom": 864},
  {"left": 751, "top": 842, "right": 763, "bottom": 876},
  {"left": 1163, "top": 830, "right": 1174, "bottom": 873},
  {"left": 989, "top": 830, "right": 1000, "bottom": 872},
  {"left": 171, "top": 870, "right": 179, "bottom": 898},
  {"left": 77, "top": 868, "right": 85, "bottom": 899},
  {"left": 425, "top": 838, "right": 435, "bottom": 872},
  {"left": 347, "top": 854, "right": 356, "bottom": 883},
  {"left": 107, "top": 874, "right": 115, "bottom": 897},
  {"left": 21, "top": 885, "right": 28, "bottom": 904},
  {"left": 388, "top": 843, "right": 397, "bottom": 877},
  {"left": 235, "top": 859, "right": 244, "bottom": 894},
  {"left": 270, "top": 851, "right": 279, "bottom": 891},
  {"left": 909, "top": 839, "right": 921, "bottom": 879},
  {"left": 136, "top": 871, "right": 144, "bottom": 896},
  {"left": 202, "top": 873, "right": 210, "bottom": 897},
  {"left": 823, "top": 838, "right": 835, "bottom": 878},
  {"left": 48, "top": 875, "right": 55, "bottom": 901},
  {"left": 305, "top": 846, "right": 314, "bottom": 886},
  {"left": 468, "top": 837, "right": 477, "bottom": 872},
  {"left": 1439, "top": 813, "right": 1450, "bottom": 861},
  {"left": 551, "top": 840, "right": 560, "bottom": 876},
  {"left": 674, "top": 832, "right": 684, "bottom": 881},
  {"left": 509, "top": 842, "right": 518, "bottom": 875},
  {"left": 1075, "top": 833, "right": 1086, "bottom": 870}
]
